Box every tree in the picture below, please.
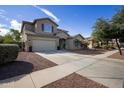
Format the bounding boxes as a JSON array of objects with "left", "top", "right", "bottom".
[
  {"left": 110, "top": 7, "right": 124, "bottom": 55},
  {"left": 3, "top": 34, "right": 14, "bottom": 43},
  {"left": 3, "top": 29, "right": 21, "bottom": 43},
  {"left": 9, "top": 29, "right": 21, "bottom": 42},
  {"left": 0, "top": 35, "right": 3, "bottom": 43},
  {"left": 92, "top": 18, "right": 110, "bottom": 45},
  {"left": 92, "top": 7, "right": 124, "bottom": 55}
]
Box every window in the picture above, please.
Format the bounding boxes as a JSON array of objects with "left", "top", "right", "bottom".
[
  {"left": 74, "top": 40, "right": 79, "bottom": 47},
  {"left": 74, "top": 39, "right": 82, "bottom": 48},
  {"left": 42, "top": 24, "right": 52, "bottom": 32}
]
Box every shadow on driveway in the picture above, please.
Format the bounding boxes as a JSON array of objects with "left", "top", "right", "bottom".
[{"left": 38, "top": 50, "right": 70, "bottom": 54}]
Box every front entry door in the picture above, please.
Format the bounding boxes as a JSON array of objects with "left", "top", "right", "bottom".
[{"left": 59, "top": 39, "right": 66, "bottom": 49}]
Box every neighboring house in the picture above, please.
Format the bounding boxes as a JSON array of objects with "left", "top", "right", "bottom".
[
  {"left": 85, "top": 37, "right": 94, "bottom": 49},
  {"left": 86, "top": 36, "right": 123, "bottom": 49},
  {"left": 21, "top": 18, "right": 85, "bottom": 52}
]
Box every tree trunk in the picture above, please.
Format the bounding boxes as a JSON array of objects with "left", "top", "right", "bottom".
[
  {"left": 106, "top": 40, "right": 109, "bottom": 45},
  {"left": 115, "top": 38, "right": 122, "bottom": 55}
]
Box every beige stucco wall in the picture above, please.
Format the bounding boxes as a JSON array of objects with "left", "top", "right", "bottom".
[
  {"left": 66, "top": 39, "right": 74, "bottom": 49},
  {"left": 21, "top": 29, "right": 28, "bottom": 51},
  {"left": 22, "top": 19, "right": 59, "bottom": 51},
  {"left": 55, "top": 31, "right": 70, "bottom": 48},
  {"left": 24, "top": 24, "right": 34, "bottom": 31},
  {"left": 35, "top": 20, "right": 58, "bottom": 34},
  {"left": 88, "top": 40, "right": 93, "bottom": 49},
  {"left": 22, "top": 19, "right": 86, "bottom": 51},
  {"left": 66, "top": 35, "right": 85, "bottom": 50},
  {"left": 56, "top": 32, "right": 69, "bottom": 39},
  {"left": 21, "top": 31, "right": 27, "bottom": 42}
]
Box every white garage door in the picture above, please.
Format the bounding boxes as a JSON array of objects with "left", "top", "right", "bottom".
[{"left": 32, "top": 39, "right": 56, "bottom": 52}]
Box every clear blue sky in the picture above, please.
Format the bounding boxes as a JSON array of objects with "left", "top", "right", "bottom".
[{"left": 0, "top": 5, "right": 122, "bottom": 37}]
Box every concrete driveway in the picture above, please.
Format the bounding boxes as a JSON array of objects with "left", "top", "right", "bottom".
[
  {"left": 36, "top": 50, "right": 124, "bottom": 88},
  {"left": 0, "top": 50, "right": 124, "bottom": 88},
  {"left": 36, "top": 50, "right": 93, "bottom": 65}
]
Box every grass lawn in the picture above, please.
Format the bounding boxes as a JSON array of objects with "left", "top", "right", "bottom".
[{"left": 0, "top": 52, "right": 57, "bottom": 80}]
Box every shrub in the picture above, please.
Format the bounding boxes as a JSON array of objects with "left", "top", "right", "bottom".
[
  {"left": 102, "top": 44, "right": 115, "bottom": 50},
  {"left": 12, "top": 42, "right": 23, "bottom": 51},
  {"left": 81, "top": 41, "right": 89, "bottom": 49},
  {"left": 102, "top": 45, "right": 109, "bottom": 49},
  {"left": 94, "top": 44, "right": 102, "bottom": 48},
  {"left": 0, "top": 44, "right": 19, "bottom": 65},
  {"left": 108, "top": 45, "right": 115, "bottom": 49},
  {"left": 0, "top": 36, "right": 3, "bottom": 43}
]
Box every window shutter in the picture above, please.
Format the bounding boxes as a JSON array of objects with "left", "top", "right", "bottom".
[
  {"left": 52, "top": 26, "right": 54, "bottom": 32},
  {"left": 42, "top": 24, "right": 44, "bottom": 31}
]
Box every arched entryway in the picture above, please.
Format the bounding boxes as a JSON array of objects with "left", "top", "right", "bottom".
[{"left": 59, "top": 38, "right": 66, "bottom": 49}]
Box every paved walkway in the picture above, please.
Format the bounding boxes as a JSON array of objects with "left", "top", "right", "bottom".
[
  {"left": 93, "top": 50, "right": 118, "bottom": 58},
  {"left": 0, "top": 49, "right": 124, "bottom": 88},
  {"left": 77, "top": 59, "right": 124, "bottom": 88},
  {"left": 0, "top": 58, "right": 97, "bottom": 88}
]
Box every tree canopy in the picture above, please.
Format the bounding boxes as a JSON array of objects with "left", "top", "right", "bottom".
[
  {"left": 3, "top": 29, "right": 21, "bottom": 44},
  {"left": 92, "top": 7, "right": 124, "bottom": 55},
  {"left": 92, "top": 18, "right": 111, "bottom": 44},
  {"left": 111, "top": 7, "right": 124, "bottom": 38},
  {"left": 0, "top": 35, "right": 3, "bottom": 43}
]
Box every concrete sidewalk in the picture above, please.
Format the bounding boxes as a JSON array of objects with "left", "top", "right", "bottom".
[
  {"left": 93, "top": 50, "right": 118, "bottom": 58},
  {"left": 77, "top": 59, "right": 124, "bottom": 88},
  {"left": 0, "top": 58, "right": 96, "bottom": 88}
]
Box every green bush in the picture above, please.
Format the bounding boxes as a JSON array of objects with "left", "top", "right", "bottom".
[
  {"left": 102, "top": 44, "right": 115, "bottom": 50},
  {"left": 11, "top": 42, "right": 23, "bottom": 51},
  {"left": 0, "top": 44, "right": 19, "bottom": 65},
  {"left": 94, "top": 44, "right": 102, "bottom": 48},
  {"left": 108, "top": 45, "right": 115, "bottom": 49},
  {"left": 102, "top": 45, "right": 109, "bottom": 49}
]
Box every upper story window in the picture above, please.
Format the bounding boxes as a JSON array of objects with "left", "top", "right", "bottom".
[{"left": 42, "top": 24, "right": 53, "bottom": 33}]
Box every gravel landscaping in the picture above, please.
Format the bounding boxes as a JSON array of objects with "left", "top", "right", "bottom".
[
  {"left": 43, "top": 73, "right": 107, "bottom": 88},
  {"left": 0, "top": 52, "right": 57, "bottom": 80},
  {"left": 69, "top": 49, "right": 109, "bottom": 56},
  {"left": 108, "top": 50, "right": 124, "bottom": 60}
]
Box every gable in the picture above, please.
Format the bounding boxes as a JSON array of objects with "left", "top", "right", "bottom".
[
  {"left": 74, "top": 35, "right": 84, "bottom": 41},
  {"left": 34, "top": 18, "right": 58, "bottom": 27},
  {"left": 21, "top": 21, "right": 34, "bottom": 33},
  {"left": 56, "top": 31, "right": 69, "bottom": 39}
]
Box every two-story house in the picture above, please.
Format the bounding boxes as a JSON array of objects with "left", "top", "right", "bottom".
[{"left": 21, "top": 18, "right": 85, "bottom": 52}]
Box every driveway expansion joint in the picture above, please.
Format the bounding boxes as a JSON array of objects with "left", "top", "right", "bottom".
[{"left": 29, "top": 74, "right": 36, "bottom": 88}]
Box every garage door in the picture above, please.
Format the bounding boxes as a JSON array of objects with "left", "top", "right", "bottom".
[{"left": 32, "top": 39, "right": 56, "bottom": 52}]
